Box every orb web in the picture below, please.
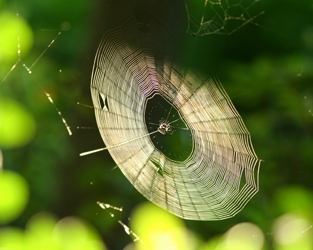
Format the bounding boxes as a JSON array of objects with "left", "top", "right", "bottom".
[{"left": 90, "top": 16, "right": 261, "bottom": 220}]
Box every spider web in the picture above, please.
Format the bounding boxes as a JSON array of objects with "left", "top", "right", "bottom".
[
  {"left": 0, "top": 1, "right": 72, "bottom": 136},
  {"left": 0, "top": 2, "right": 142, "bottom": 247},
  {"left": 86, "top": 16, "right": 261, "bottom": 221},
  {"left": 185, "top": 0, "right": 264, "bottom": 36}
]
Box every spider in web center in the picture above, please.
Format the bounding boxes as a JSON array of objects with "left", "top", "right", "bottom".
[{"left": 157, "top": 118, "right": 172, "bottom": 135}]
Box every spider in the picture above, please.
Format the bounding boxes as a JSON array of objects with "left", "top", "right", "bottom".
[{"left": 157, "top": 119, "right": 172, "bottom": 135}]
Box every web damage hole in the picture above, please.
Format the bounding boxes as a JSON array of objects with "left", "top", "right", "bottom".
[
  {"left": 239, "top": 168, "right": 247, "bottom": 191},
  {"left": 98, "top": 92, "right": 109, "bottom": 111}
]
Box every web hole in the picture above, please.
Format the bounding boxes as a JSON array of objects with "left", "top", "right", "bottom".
[{"left": 98, "top": 92, "right": 109, "bottom": 111}]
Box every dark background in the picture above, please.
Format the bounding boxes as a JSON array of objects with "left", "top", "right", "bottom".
[{"left": 1, "top": 0, "right": 313, "bottom": 249}]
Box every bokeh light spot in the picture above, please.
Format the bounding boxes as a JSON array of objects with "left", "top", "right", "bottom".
[
  {"left": 0, "top": 227, "right": 24, "bottom": 249},
  {"left": 0, "top": 97, "right": 36, "bottom": 148},
  {"left": 53, "top": 216, "right": 106, "bottom": 250},
  {"left": 273, "top": 213, "right": 313, "bottom": 249},
  {"left": 130, "top": 202, "right": 192, "bottom": 250},
  {"left": 224, "top": 223, "right": 264, "bottom": 250},
  {"left": 0, "top": 11, "right": 33, "bottom": 63},
  {"left": 25, "top": 212, "right": 59, "bottom": 249},
  {"left": 0, "top": 170, "right": 29, "bottom": 224},
  {"left": 275, "top": 186, "right": 313, "bottom": 216}
]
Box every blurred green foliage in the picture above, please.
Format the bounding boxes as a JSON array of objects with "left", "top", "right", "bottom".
[
  {"left": 1, "top": 0, "right": 313, "bottom": 249},
  {"left": 0, "top": 210, "right": 106, "bottom": 249}
]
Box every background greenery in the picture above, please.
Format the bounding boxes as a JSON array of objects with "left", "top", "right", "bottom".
[{"left": 1, "top": 0, "right": 313, "bottom": 249}]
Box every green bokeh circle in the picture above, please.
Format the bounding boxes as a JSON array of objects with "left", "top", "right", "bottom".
[
  {"left": 0, "top": 170, "right": 29, "bottom": 224},
  {"left": 0, "top": 11, "right": 34, "bottom": 63},
  {"left": 0, "top": 97, "right": 36, "bottom": 148}
]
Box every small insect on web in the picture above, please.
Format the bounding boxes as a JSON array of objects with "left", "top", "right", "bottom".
[{"left": 81, "top": 15, "right": 261, "bottom": 221}]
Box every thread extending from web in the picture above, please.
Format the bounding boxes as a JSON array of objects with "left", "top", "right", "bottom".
[
  {"left": 80, "top": 130, "right": 158, "bottom": 156},
  {"left": 185, "top": 0, "right": 264, "bottom": 36},
  {"left": 0, "top": 9, "right": 72, "bottom": 136},
  {"left": 97, "top": 202, "right": 145, "bottom": 246},
  {"left": 87, "top": 16, "right": 261, "bottom": 221}
]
